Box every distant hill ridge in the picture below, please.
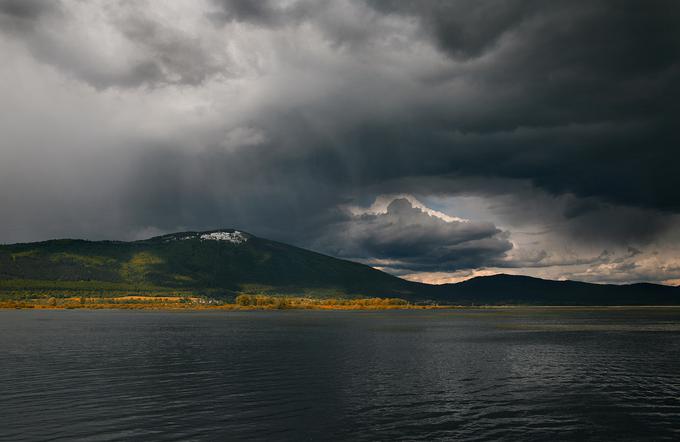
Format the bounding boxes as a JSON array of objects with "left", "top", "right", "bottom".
[{"left": 1, "top": 229, "right": 679, "bottom": 305}]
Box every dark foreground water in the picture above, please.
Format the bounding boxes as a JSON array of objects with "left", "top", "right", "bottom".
[{"left": 1, "top": 309, "right": 680, "bottom": 441}]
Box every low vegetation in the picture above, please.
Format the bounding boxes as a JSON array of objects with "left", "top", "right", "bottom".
[
  {"left": 0, "top": 294, "right": 439, "bottom": 310},
  {"left": 234, "top": 294, "right": 410, "bottom": 309}
]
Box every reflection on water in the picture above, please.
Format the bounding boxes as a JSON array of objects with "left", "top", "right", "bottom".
[{"left": 1, "top": 308, "right": 679, "bottom": 441}]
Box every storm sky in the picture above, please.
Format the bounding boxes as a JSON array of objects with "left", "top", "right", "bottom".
[{"left": 1, "top": 0, "right": 679, "bottom": 285}]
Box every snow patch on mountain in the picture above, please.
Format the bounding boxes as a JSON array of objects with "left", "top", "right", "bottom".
[{"left": 199, "top": 231, "right": 248, "bottom": 244}]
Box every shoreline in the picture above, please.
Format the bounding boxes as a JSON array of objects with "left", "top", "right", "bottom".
[
  {"left": 2, "top": 302, "right": 680, "bottom": 311},
  {"left": 0, "top": 304, "right": 446, "bottom": 311}
]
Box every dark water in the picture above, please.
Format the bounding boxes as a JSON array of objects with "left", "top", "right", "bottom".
[{"left": 1, "top": 309, "right": 680, "bottom": 441}]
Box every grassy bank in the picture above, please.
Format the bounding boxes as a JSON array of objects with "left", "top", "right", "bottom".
[{"left": 0, "top": 294, "right": 446, "bottom": 310}]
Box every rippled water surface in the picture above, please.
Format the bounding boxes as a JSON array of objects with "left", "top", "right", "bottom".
[{"left": 1, "top": 308, "right": 680, "bottom": 441}]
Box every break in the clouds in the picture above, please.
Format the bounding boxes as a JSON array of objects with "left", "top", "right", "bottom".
[{"left": 0, "top": 0, "right": 679, "bottom": 285}]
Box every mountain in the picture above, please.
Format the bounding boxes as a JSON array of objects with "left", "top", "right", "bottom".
[
  {"left": 1, "top": 229, "right": 679, "bottom": 305},
  {"left": 0, "top": 229, "right": 423, "bottom": 299},
  {"left": 437, "top": 274, "right": 680, "bottom": 305}
]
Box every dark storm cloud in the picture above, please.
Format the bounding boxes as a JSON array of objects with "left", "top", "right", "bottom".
[
  {"left": 313, "top": 198, "right": 512, "bottom": 272},
  {"left": 0, "top": 0, "right": 56, "bottom": 20},
  {"left": 1, "top": 1, "right": 679, "bottom": 280},
  {"left": 116, "top": 16, "right": 228, "bottom": 87},
  {"left": 111, "top": 134, "right": 358, "bottom": 245},
  {"left": 348, "top": 0, "right": 680, "bottom": 215},
  {"left": 559, "top": 198, "right": 675, "bottom": 245},
  {"left": 0, "top": 0, "right": 60, "bottom": 37},
  {"left": 367, "top": 0, "right": 537, "bottom": 60},
  {"left": 0, "top": 1, "right": 229, "bottom": 88},
  {"left": 207, "top": 0, "right": 313, "bottom": 26}
]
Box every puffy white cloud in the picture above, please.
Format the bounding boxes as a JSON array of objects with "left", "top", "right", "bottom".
[{"left": 314, "top": 196, "right": 512, "bottom": 273}]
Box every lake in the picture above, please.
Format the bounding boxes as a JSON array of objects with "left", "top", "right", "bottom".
[{"left": 1, "top": 308, "right": 679, "bottom": 441}]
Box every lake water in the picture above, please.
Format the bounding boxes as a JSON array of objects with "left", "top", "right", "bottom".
[{"left": 1, "top": 308, "right": 679, "bottom": 441}]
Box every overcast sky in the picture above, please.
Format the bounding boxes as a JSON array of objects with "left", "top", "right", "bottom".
[{"left": 1, "top": 0, "right": 679, "bottom": 285}]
